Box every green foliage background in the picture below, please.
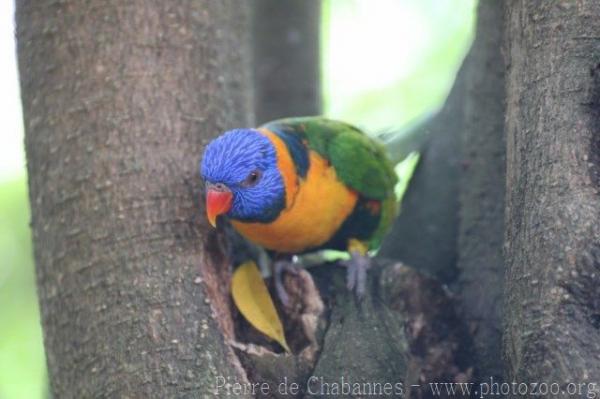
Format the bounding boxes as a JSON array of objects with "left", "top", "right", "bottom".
[
  {"left": 322, "top": 0, "right": 476, "bottom": 130},
  {"left": 0, "top": 179, "right": 46, "bottom": 398},
  {"left": 0, "top": 1, "right": 475, "bottom": 397}
]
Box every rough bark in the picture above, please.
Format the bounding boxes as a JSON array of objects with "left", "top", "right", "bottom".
[
  {"left": 17, "top": 1, "right": 253, "bottom": 397},
  {"left": 504, "top": 0, "right": 600, "bottom": 390},
  {"left": 456, "top": 0, "right": 506, "bottom": 381},
  {"left": 252, "top": 0, "right": 321, "bottom": 124}
]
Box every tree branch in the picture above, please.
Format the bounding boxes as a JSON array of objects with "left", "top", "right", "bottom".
[
  {"left": 252, "top": 0, "right": 321, "bottom": 124},
  {"left": 456, "top": 0, "right": 506, "bottom": 381}
]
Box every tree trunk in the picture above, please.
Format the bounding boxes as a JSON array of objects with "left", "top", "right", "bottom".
[
  {"left": 504, "top": 0, "right": 600, "bottom": 390},
  {"left": 377, "top": 68, "right": 463, "bottom": 283},
  {"left": 456, "top": 0, "right": 506, "bottom": 381},
  {"left": 17, "top": 1, "right": 253, "bottom": 397},
  {"left": 252, "top": 0, "right": 321, "bottom": 124}
]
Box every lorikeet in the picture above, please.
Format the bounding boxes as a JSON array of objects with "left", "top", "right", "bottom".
[{"left": 200, "top": 117, "right": 399, "bottom": 302}]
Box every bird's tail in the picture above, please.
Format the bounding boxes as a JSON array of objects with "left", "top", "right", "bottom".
[
  {"left": 373, "top": 111, "right": 438, "bottom": 203},
  {"left": 392, "top": 151, "right": 419, "bottom": 203},
  {"left": 375, "top": 110, "right": 436, "bottom": 164}
]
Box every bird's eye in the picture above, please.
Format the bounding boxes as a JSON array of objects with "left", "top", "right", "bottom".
[{"left": 241, "top": 170, "right": 262, "bottom": 187}]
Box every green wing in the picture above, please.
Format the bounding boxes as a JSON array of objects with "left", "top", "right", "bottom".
[
  {"left": 261, "top": 117, "right": 398, "bottom": 201},
  {"left": 261, "top": 117, "right": 399, "bottom": 250}
]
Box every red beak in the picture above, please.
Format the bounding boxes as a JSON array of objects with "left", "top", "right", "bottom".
[{"left": 205, "top": 184, "right": 232, "bottom": 227}]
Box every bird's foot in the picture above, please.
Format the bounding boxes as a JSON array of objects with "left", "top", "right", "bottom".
[
  {"left": 341, "top": 239, "right": 371, "bottom": 300},
  {"left": 274, "top": 259, "right": 300, "bottom": 308},
  {"left": 341, "top": 251, "right": 372, "bottom": 300}
]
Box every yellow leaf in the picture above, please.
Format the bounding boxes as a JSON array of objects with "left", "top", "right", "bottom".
[{"left": 231, "top": 261, "right": 291, "bottom": 353}]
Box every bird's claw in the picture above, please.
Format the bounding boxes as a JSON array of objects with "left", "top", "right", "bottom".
[
  {"left": 274, "top": 260, "right": 299, "bottom": 307},
  {"left": 341, "top": 251, "right": 371, "bottom": 300}
]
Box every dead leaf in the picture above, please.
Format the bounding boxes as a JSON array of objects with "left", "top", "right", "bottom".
[{"left": 231, "top": 261, "right": 290, "bottom": 352}]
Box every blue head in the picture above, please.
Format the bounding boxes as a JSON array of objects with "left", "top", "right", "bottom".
[{"left": 200, "top": 129, "right": 285, "bottom": 225}]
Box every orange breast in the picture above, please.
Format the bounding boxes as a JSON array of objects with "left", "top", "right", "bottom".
[{"left": 231, "top": 130, "right": 358, "bottom": 254}]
